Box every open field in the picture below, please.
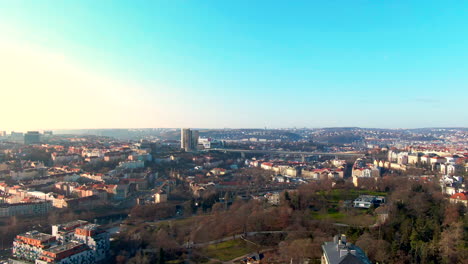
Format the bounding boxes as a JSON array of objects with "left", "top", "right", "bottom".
[{"left": 199, "top": 239, "right": 257, "bottom": 261}]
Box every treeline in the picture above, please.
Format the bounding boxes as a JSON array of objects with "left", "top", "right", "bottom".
[{"left": 114, "top": 177, "right": 468, "bottom": 264}]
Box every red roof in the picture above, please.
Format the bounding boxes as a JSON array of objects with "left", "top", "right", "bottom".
[{"left": 450, "top": 193, "right": 468, "bottom": 201}]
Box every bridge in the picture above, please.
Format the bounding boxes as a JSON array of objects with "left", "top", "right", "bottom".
[{"left": 207, "top": 148, "right": 365, "bottom": 157}]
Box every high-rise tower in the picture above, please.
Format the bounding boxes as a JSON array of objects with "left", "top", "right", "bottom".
[{"left": 181, "top": 128, "right": 199, "bottom": 151}]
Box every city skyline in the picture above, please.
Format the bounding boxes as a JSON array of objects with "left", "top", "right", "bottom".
[{"left": 1, "top": 1, "right": 468, "bottom": 130}]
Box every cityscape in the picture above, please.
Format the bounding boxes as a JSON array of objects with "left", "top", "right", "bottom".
[
  {"left": 0, "top": 127, "right": 467, "bottom": 263},
  {"left": 1, "top": 1, "right": 468, "bottom": 264}
]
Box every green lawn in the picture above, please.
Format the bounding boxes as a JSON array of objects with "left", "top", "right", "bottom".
[
  {"left": 311, "top": 211, "right": 345, "bottom": 220},
  {"left": 321, "top": 189, "right": 387, "bottom": 202},
  {"left": 200, "top": 239, "right": 256, "bottom": 261}
]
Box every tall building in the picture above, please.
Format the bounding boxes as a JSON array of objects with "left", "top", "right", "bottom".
[
  {"left": 181, "top": 128, "right": 199, "bottom": 151},
  {"left": 24, "top": 131, "right": 41, "bottom": 145},
  {"left": 10, "top": 132, "right": 24, "bottom": 144}
]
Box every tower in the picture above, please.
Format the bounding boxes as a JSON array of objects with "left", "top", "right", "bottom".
[{"left": 181, "top": 128, "right": 199, "bottom": 151}]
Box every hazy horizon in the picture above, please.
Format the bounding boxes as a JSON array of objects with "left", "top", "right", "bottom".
[{"left": 3, "top": 126, "right": 467, "bottom": 134}]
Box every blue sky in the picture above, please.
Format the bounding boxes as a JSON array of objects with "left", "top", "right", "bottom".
[{"left": 0, "top": 0, "right": 467, "bottom": 130}]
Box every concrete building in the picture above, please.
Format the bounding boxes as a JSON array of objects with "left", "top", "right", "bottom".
[
  {"left": 12, "top": 231, "right": 56, "bottom": 262},
  {"left": 36, "top": 242, "right": 94, "bottom": 264},
  {"left": 73, "top": 224, "right": 110, "bottom": 262},
  {"left": 181, "top": 128, "right": 199, "bottom": 152},
  {"left": 10, "top": 132, "right": 24, "bottom": 144},
  {"left": 0, "top": 201, "right": 52, "bottom": 217},
  {"left": 24, "top": 131, "right": 41, "bottom": 145},
  {"left": 198, "top": 137, "right": 224, "bottom": 149},
  {"left": 52, "top": 220, "right": 89, "bottom": 244},
  {"left": 15, "top": 220, "right": 111, "bottom": 263}
]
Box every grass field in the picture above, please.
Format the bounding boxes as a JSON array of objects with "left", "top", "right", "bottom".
[
  {"left": 319, "top": 189, "right": 387, "bottom": 202},
  {"left": 200, "top": 239, "right": 257, "bottom": 261},
  {"left": 311, "top": 210, "right": 346, "bottom": 220}
]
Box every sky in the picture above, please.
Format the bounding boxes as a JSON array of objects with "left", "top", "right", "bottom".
[{"left": 0, "top": 0, "right": 467, "bottom": 131}]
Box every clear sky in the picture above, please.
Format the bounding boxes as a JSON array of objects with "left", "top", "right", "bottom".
[{"left": 1, "top": 0, "right": 467, "bottom": 131}]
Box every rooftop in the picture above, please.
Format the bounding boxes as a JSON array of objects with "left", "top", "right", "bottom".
[
  {"left": 322, "top": 235, "right": 371, "bottom": 264},
  {"left": 43, "top": 241, "right": 87, "bottom": 254},
  {"left": 57, "top": 220, "right": 89, "bottom": 231},
  {"left": 18, "top": 230, "right": 55, "bottom": 242},
  {"left": 79, "top": 224, "right": 100, "bottom": 231}
]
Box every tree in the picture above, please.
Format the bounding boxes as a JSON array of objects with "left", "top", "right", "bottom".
[
  {"left": 158, "top": 248, "right": 165, "bottom": 264},
  {"left": 279, "top": 238, "right": 314, "bottom": 264},
  {"left": 439, "top": 221, "right": 463, "bottom": 263}
]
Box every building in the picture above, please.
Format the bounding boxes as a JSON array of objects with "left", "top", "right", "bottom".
[
  {"left": 12, "top": 221, "right": 110, "bottom": 263},
  {"left": 285, "top": 166, "right": 300, "bottom": 177},
  {"left": 154, "top": 191, "right": 168, "bottom": 204},
  {"left": 321, "top": 234, "right": 371, "bottom": 264},
  {"left": 430, "top": 156, "right": 446, "bottom": 165},
  {"left": 51, "top": 153, "right": 82, "bottom": 165},
  {"left": 103, "top": 152, "right": 126, "bottom": 162},
  {"left": 24, "top": 131, "right": 41, "bottom": 145},
  {"left": 449, "top": 193, "right": 468, "bottom": 206},
  {"left": 0, "top": 201, "right": 52, "bottom": 217},
  {"left": 52, "top": 195, "right": 103, "bottom": 209},
  {"left": 36, "top": 242, "right": 94, "bottom": 264},
  {"left": 52, "top": 220, "right": 89, "bottom": 244},
  {"left": 118, "top": 160, "right": 145, "bottom": 170},
  {"left": 12, "top": 231, "right": 56, "bottom": 262},
  {"left": 10, "top": 132, "right": 24, "bottom": 144},
  {"left": 10, "top": 167, "right": 48, "bottom": 180},
  {"left": 353, "top": 195, "right": 385, "bottom": 209},
  {"left": 181, "top": 128, "right": 199, "bottom": 152},
  {"left": 198, "top": 137, "right": 224, "bottom": 149},
  {"left": 408, "top": 153, "right": 422, "bottom": 164},
  {"left": 73, "top": 224, "right": 110, "bottom": 262}
]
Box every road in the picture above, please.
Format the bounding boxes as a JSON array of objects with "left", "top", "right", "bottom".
[{"left": 179, "top": 230, "right": 315, "bottom": 249}]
